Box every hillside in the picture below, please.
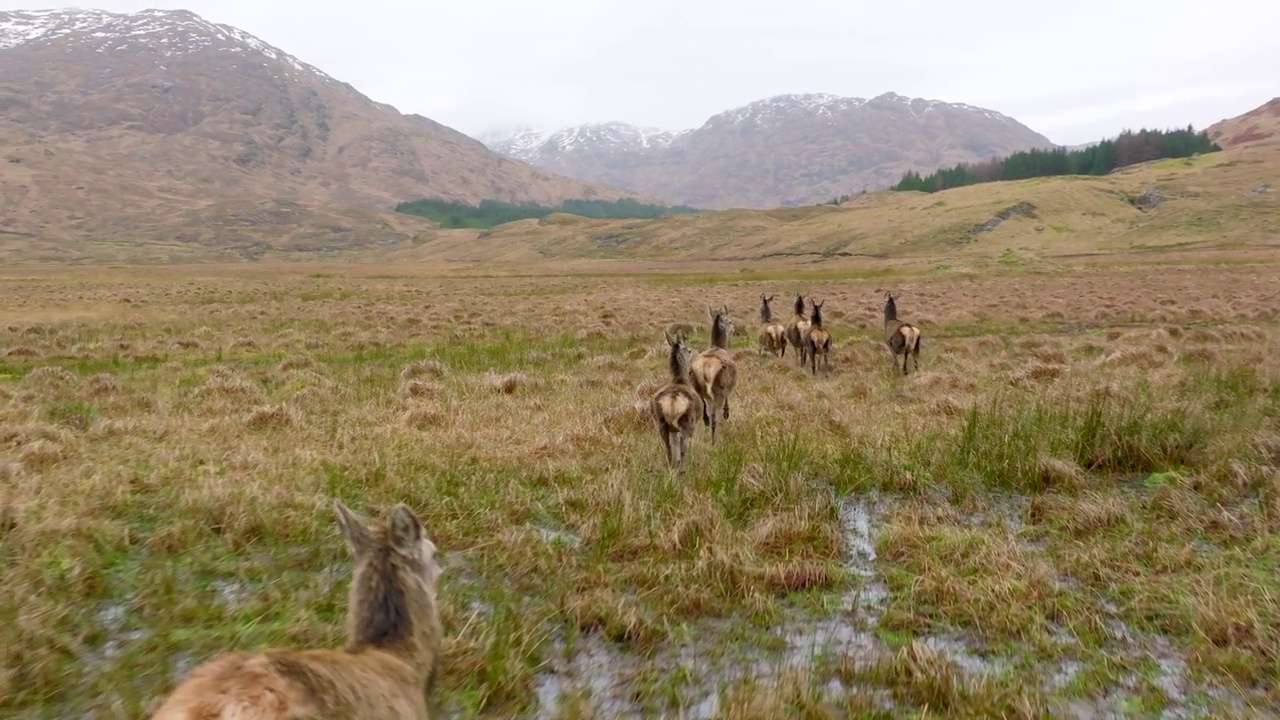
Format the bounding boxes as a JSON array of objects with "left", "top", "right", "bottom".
[
  {"left": 1206, "top": 97, "right": 1280, "bottom": 148},
  {"left": 370, "top": 120, "right": 1279, "bottom": 272},
  {"left": 481, "top": 92, "right": 1056, "bottom": 209},
  {"left": 0, "top": 8, "right": 641, "bottom": 260}
]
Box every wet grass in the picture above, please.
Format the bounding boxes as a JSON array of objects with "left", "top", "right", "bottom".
[{"left": 1, "top": 262, "right": 1278, "bottom": 718}]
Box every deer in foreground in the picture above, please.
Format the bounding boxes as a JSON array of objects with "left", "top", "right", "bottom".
[
  {"left": 690, "top": 305, "right": 739, "bottom": 445},
  {"left": 805, "top": 298, "right": 832, "bottom": 376},
  {"left": 149, "top": 502, "right": 444, "bottom": 720},
  {"left": 650, "top": 329, "right": 705, "bottom": 470},
  {"left": 883, "top": 291, "right": 922, "bottom": 375},
  {"left": 757, "top": 293, "right": 787, "bottom": 357},
  {"left": 784, "top": 293, "right": 811, "bottom": 367}
]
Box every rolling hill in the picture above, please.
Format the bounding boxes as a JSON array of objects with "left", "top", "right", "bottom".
[{"left": 1206, "top": 97, "right": 1280, "bottom": 149}]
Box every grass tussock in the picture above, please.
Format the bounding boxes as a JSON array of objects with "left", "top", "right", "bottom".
[{"left": 0, "top": 262, "right": 1277, "bottom": 717}]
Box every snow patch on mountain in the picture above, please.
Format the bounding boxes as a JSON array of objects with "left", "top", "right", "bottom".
[
  {"left": 705, "top": 93, "right": 870, "bottom": 128},
  {"left": 484, "top": 121, "right": 690, "bottom": 161},
  {"left": 0, "top": 8, "right": 334, "bottom": 81}
]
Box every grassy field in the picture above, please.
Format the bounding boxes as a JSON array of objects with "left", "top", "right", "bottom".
[{"left": 1, "top": 259, "right": 1279, "bottom": 719}]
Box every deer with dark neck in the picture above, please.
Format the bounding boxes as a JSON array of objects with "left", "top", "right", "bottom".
[
  {"left": 804, "top": 298, "right": 832, "bottom": 376},
  {"left": 757, "top": 293, "right": 787, "bottom": 357},
  {"left": 650, "top": 330, "right": 705, "bottom": 470},
  {"left": 690, "top": 305, "right": 739, "bottom": 445},
  {"left": 883, "top": 291, "right": 921, "bottom": 375},
  {"left": 784, "top": 293, "right": 811, "bottom": 367}
]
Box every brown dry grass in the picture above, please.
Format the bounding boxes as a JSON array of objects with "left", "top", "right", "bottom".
[{"left": 0, "top": 259, "right": 1278, "bottom": 718}]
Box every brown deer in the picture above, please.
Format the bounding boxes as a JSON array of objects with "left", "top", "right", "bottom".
[
  {"left": 784, "top": 293, "right": 811, "bottom": 367},
  {"left": 756, "top": 293, "right": 787, "bottom": 357},
  {"left": 804, "top": 298, "right": 832, "bottom": 376},
  {"left": 149, "top": 502, "right": 444, "bottom": 720},
  {"left": 883, "top": 291, "right": 922, "bottom": 375},
  {"left": 650, "top": 329, "right": 705, "bottom": 470},
  {"left": 690, "top": 305, "right": 739, "bottom": 445}
]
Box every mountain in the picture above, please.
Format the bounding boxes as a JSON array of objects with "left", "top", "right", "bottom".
[
  {"left": 1206, "top": 97, "right": 1280, "bottom": 148},
  {"left": 478, "top": 92, "right": 1057, "bottom": 210},
  {"left": 0, "top": 8, "right": 639, "bottom": 260}
]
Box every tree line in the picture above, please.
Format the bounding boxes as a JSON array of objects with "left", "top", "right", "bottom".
[
  {"left": 394, "top": 197, "right": 702, "bottom": 229},
  {"left": 890, "top": 126, "right": 1222, "bottom": 193}
]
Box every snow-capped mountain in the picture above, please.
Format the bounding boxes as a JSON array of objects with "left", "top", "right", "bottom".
[
  {"left": 0, "top": 8, "right": 638, "bottom": 256},
  {"left": 0, "top": 8, "right": 334, "bottom": 81},
  {"left": 699, "top": 93, "right": 867, "bottom": 129},
  {"left": 487, "top": 122, "right": 691, "bottom": 163},
  {"left": 479, "top": 91, "right": 1057, "bottom": 209}
]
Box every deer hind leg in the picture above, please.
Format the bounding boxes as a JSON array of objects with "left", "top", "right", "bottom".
[
  {"left": 678, "top": 427, "right": 693, "bottom": 470},
  {"left": 662, "top": 428, "right": 675, "bottom": 467},
  {"left": 708, "top": 401, "right": 720, "bottom": 445}
]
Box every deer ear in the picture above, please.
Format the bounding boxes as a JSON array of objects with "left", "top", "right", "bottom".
[
  {"left": 335, "top": 501, "right": 372, "bottom": 556},
  {"left": 388, "top": 503, "right": 424, "bottom": 553}
]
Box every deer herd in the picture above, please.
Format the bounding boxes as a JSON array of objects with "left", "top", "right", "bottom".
[
  {"left": 146, "top": 289, "right": 923, "bottom": 719},
  {"left": 651, "top": 290, "right": 922, "bottom": 470}
]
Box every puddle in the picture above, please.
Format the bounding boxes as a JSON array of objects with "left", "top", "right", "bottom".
[
  {"left": 534, "top": 526, "right": 581, "bottom": 549},
  {"left": 86, "top": 602, "right": 149, "bottom": 664},
  {"left": 532, "top": 633, "right": 639, "bottom": 719},
  {"left": 527, "top": 495, "right": 909, "bottom": 719},
  {"left": 212, "top": 578, "right": 252, "bottom": 610},
  {"left": 837, "top": 496, "right": 890, "bottom": 615},
  {"left": 523, "top": 494, "right": 1046, "bottom": 719},
  {"left": 775, "top": 495, "right": 891, "bottom": 674},
  {"left": 919, "top": 634, "right": 1007, "bottom": 677}
]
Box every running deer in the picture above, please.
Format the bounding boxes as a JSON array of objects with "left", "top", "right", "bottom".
[
  {"left": 784, "top": 293, "right": 811, "bottom": 367},
  {"left": 883, "top": 291, "right": 922, "bottom": 375},
  {"left": 149, "top": 502, "right": 444, "bottom": 720},
  {"left": 690, "top": 305, "right": 739, "bottom": 445},
  {"left": 650, "top": 329, "right": 705, "bottom": 470},
  {"left": 804, "top": 299, "right": 832, "bottom": 376},
  {"left": 757, "top": 293, "right": 787, "bottom": 357}
]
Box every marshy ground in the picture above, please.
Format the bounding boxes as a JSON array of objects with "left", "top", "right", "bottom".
[{"left": 1, "top": 260, "right": 1278, "bottom": 718}]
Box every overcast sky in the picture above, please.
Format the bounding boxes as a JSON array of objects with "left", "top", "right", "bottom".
[{"left": 6, "top": 1, "right": 1278, "bottom": 145}]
